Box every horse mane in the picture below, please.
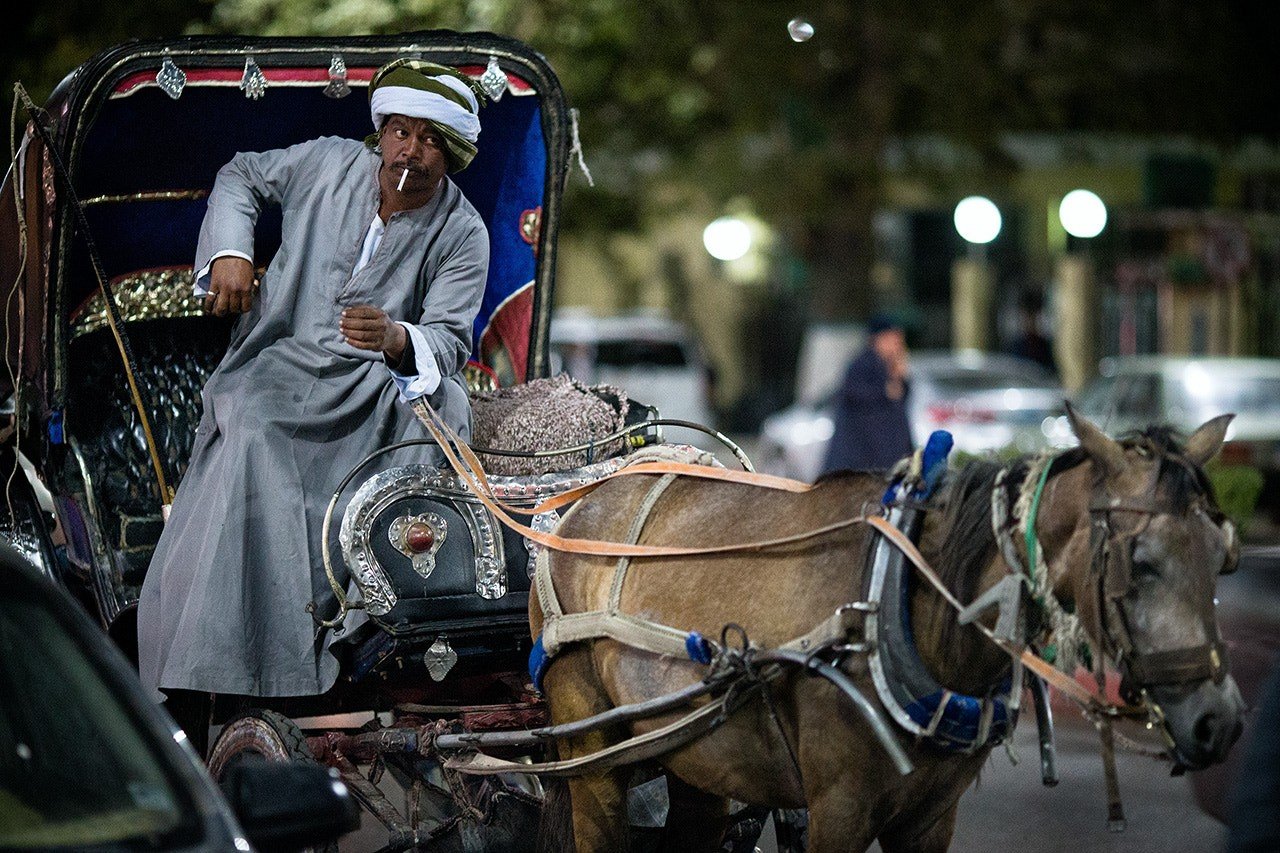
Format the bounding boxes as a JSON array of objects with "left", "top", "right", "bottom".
[
  {"left": 932, "top": 459, "right": 1015, "bottom": 610},
  {"left": 929, "top": 426, "right": 1216, "bottom": 644}
]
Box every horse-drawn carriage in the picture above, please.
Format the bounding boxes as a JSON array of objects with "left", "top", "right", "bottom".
[{"left": 0, "top": 28, "right": 1250, "bottom": 853}]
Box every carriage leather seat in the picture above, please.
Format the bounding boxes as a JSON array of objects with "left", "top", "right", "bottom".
[{"left": 68, "top": 314, "right": 234, "bottom": 588}]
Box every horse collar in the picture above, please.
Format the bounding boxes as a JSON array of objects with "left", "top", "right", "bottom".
[{"left": 864, "top": 499, "right": 1014, "bottom": 753}]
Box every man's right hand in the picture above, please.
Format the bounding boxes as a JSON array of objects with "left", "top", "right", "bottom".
[{"left": 204, "top": 256, "right": 256, "bottom": 316}]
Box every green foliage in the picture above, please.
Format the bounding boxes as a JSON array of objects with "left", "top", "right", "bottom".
[
  {"left": 0, "top": 1, "right": 217, "bottom": 104},
  {"left": 5, "top": 0, "right": 1277, "bottom": 314},
  {"left": 950, "top": 445, "right": 1023, "bottom": 469},
  {"left": 1205, "top": 462, "right": 1265, "bottom": 532}
]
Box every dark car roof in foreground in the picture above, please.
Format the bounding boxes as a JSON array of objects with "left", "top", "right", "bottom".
[{"left": 0, "top": 544, "right": 246, "bottom": 850}]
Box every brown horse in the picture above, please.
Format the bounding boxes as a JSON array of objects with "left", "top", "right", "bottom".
[{"left": 530, "top": 408, "right": 1244, "bottom": 852}]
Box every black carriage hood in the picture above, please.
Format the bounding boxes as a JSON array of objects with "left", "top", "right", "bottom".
[{"left": 2, "top": 31, "right": 569, "bottom": 419}]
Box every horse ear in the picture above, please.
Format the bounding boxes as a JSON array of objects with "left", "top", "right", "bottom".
[
  {"left": 1183, "top": 413, "right": 1235, "bottom": 467},
  {"left": 1064, "top": 400, "right": 1126, "bottom": 474}
]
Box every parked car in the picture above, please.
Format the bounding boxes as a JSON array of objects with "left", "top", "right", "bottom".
[
  {"left": 757, "top": 349, "right": 1069, "bottom": 482},
  {"left": 1074, "top": 356, "right": 1280, "bottom": 517},
  {"left": 549, "top": 310, "right": 717, "bottom": 447},
  {"left": 0, "top": 541, "right": 359, "bottom": 852}
]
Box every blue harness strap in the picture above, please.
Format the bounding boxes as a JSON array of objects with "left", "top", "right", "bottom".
[
  {"left": 903, "top": 680, "right": 1013, "bottom": 752},
  {"left": 529, "top": 630, "right": 715, "bottom": 694},
  {"left": 529, "top": 634, "right": 550, "bottom": 693}
]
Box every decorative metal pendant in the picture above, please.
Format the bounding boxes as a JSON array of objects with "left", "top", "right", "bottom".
[
  {"left": 422, "top": 637, "right": 458, "bottom": 681},
  {"left": 389, "top": 512, "right": 447, "bottom": 579},
  {"left": 480, "top": 55, "right": 507, "bottom": 102},
  {"left": 156, "top": 53, "right": 186, "bottom": 100},
  {"left": 240, "top": 56, "right": 267, "bottom": 100},
  {"left": 324, "top": 53, "right": 350, "bottom": 98},
  {"left": 476, "top": 556, "right": 507, "bottom": 599},
  {"left": 524, "top": 510, "right": 560, "bottom": 577}
]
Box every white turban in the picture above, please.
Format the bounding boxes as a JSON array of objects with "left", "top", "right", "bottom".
[{"left": 368, "top": 59, "right": 485, "bottom": 171}]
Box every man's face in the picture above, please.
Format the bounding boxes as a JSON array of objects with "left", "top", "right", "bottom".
[
  {"left": 379, "top": 115, "right": 448, "bottom": 191},
  {"left": 872, "top": 328, "right": 906, "bottom": 361}
]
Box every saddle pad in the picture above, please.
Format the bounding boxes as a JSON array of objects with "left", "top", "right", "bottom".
[{"left": 469, "top": 374, "right": 631, "bottom": 476}]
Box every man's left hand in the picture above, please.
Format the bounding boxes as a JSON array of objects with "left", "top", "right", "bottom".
[{"left": 340, "top": 305, "right": 407, "bottom": 362}]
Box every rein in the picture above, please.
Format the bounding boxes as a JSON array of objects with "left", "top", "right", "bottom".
[{"left": 407, "top": 400, "right": 1111, "bottom": 706}]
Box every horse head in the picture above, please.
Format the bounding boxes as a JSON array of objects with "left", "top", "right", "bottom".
[{"left": 1056, "top": 403, "right": 1244, "bottom": 770}]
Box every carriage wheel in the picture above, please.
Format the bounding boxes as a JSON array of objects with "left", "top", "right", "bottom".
[{"left": 207, "top": 709, "right": 340, "bottom": 853}]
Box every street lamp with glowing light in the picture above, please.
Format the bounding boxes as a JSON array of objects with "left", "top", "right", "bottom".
[
  {"left": 953, "top": 196, "right": 1002, "bottom": 245},
  {"left": 1059, "top": 189, "right": 1107, "bottom": 239},
  {"left": 950, "top": 196, "right": 1001, "bottom": 351},
  {"left": 703, "top": 216, "right": 753, "bottom": 261}
]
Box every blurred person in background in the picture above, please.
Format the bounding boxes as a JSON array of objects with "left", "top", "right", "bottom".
[
  {"left": 821, "top": 312, "right": 913, "bottom": 474},
  {"left": 1007, "top": 288, "right": 1057, "bottom": 376}
]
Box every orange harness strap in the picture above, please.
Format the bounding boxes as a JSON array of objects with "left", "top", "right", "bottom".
[{"left": 413, "top": 400, "right": 1109, "bottom": 709}]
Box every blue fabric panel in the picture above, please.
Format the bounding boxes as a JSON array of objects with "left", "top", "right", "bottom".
[{"left": 450, "top": 94, "right": 544, "bottom": 348}]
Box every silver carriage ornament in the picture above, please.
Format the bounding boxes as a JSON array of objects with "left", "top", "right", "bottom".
[
  {"left": 324, "top": 54, "right": 351, "bottom": 98},
  {"left": 340, "top": 465, "right": 512, "bottom": 616},
  {"left": 422, "top": 637, "right": 458, "bottom": 681},
  {"left": 480, "top": 55, "right": 507, "bottom": 101},
  {"left": 389, "top": 511, "right": 448, "bottom": 579},
  {"left": 156, "top": 52, "right": 186, "bottom": 100},
  {"left": 240, "top": 56, "right": 267, "bottom": 100}
]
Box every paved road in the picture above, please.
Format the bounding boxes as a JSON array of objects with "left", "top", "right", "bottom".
[
  {"left": 750, "top": 711, "right": 1224, "bottom": 853},
  {"left": 943, "top": 713, "right": 1225, "bottom": 853}
]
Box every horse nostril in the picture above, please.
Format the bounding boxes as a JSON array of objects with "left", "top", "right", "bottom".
[{"left": 1194, "top": 712, "right": 1218, "bottom": 747}]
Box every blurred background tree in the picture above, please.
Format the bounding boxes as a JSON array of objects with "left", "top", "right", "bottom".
[
  {"left": 4, "top": 0, "right": 1278, "bottom": 429},
  {"left": 6, "top": 0, "right": 1277, "bottom": 322}
]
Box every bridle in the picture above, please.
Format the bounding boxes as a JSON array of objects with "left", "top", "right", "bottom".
[{"left": 1083, "top": 452, "right": 1231, "bottom": 703}]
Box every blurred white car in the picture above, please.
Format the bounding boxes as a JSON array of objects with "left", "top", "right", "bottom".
[
  {"left": 757, "top": 349, "right": 1069, "bottom": 482},
  {"left": 549, "top": 310, "right": 717, "bottom": 446},
  {"left": 1074, "top": 355, "right": 1280, "bottom": 498},
  {"left": 1074, "top": 356, "right": 1280, "bottom": 455}
]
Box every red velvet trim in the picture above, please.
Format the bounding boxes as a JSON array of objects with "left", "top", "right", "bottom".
[{"left": 479, "top": 282, "right": 533, "bottom": 382}]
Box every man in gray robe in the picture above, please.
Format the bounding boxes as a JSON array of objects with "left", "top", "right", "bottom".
[{"left": 137, "top": 60, "right": 490, "bottom": 720}]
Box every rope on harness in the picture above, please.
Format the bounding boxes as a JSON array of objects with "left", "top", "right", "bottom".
[{"left": 1012, "top": 454, "right": 1091, "bottom": 671}]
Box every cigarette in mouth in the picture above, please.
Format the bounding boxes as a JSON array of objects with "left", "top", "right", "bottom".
[{"left": 397, "top": 167, "right": 409, "bottom": 191}]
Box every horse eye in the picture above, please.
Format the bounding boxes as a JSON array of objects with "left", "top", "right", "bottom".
[{"left": 1133, "top": 559, "right": 1161, "bottom": 581}]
